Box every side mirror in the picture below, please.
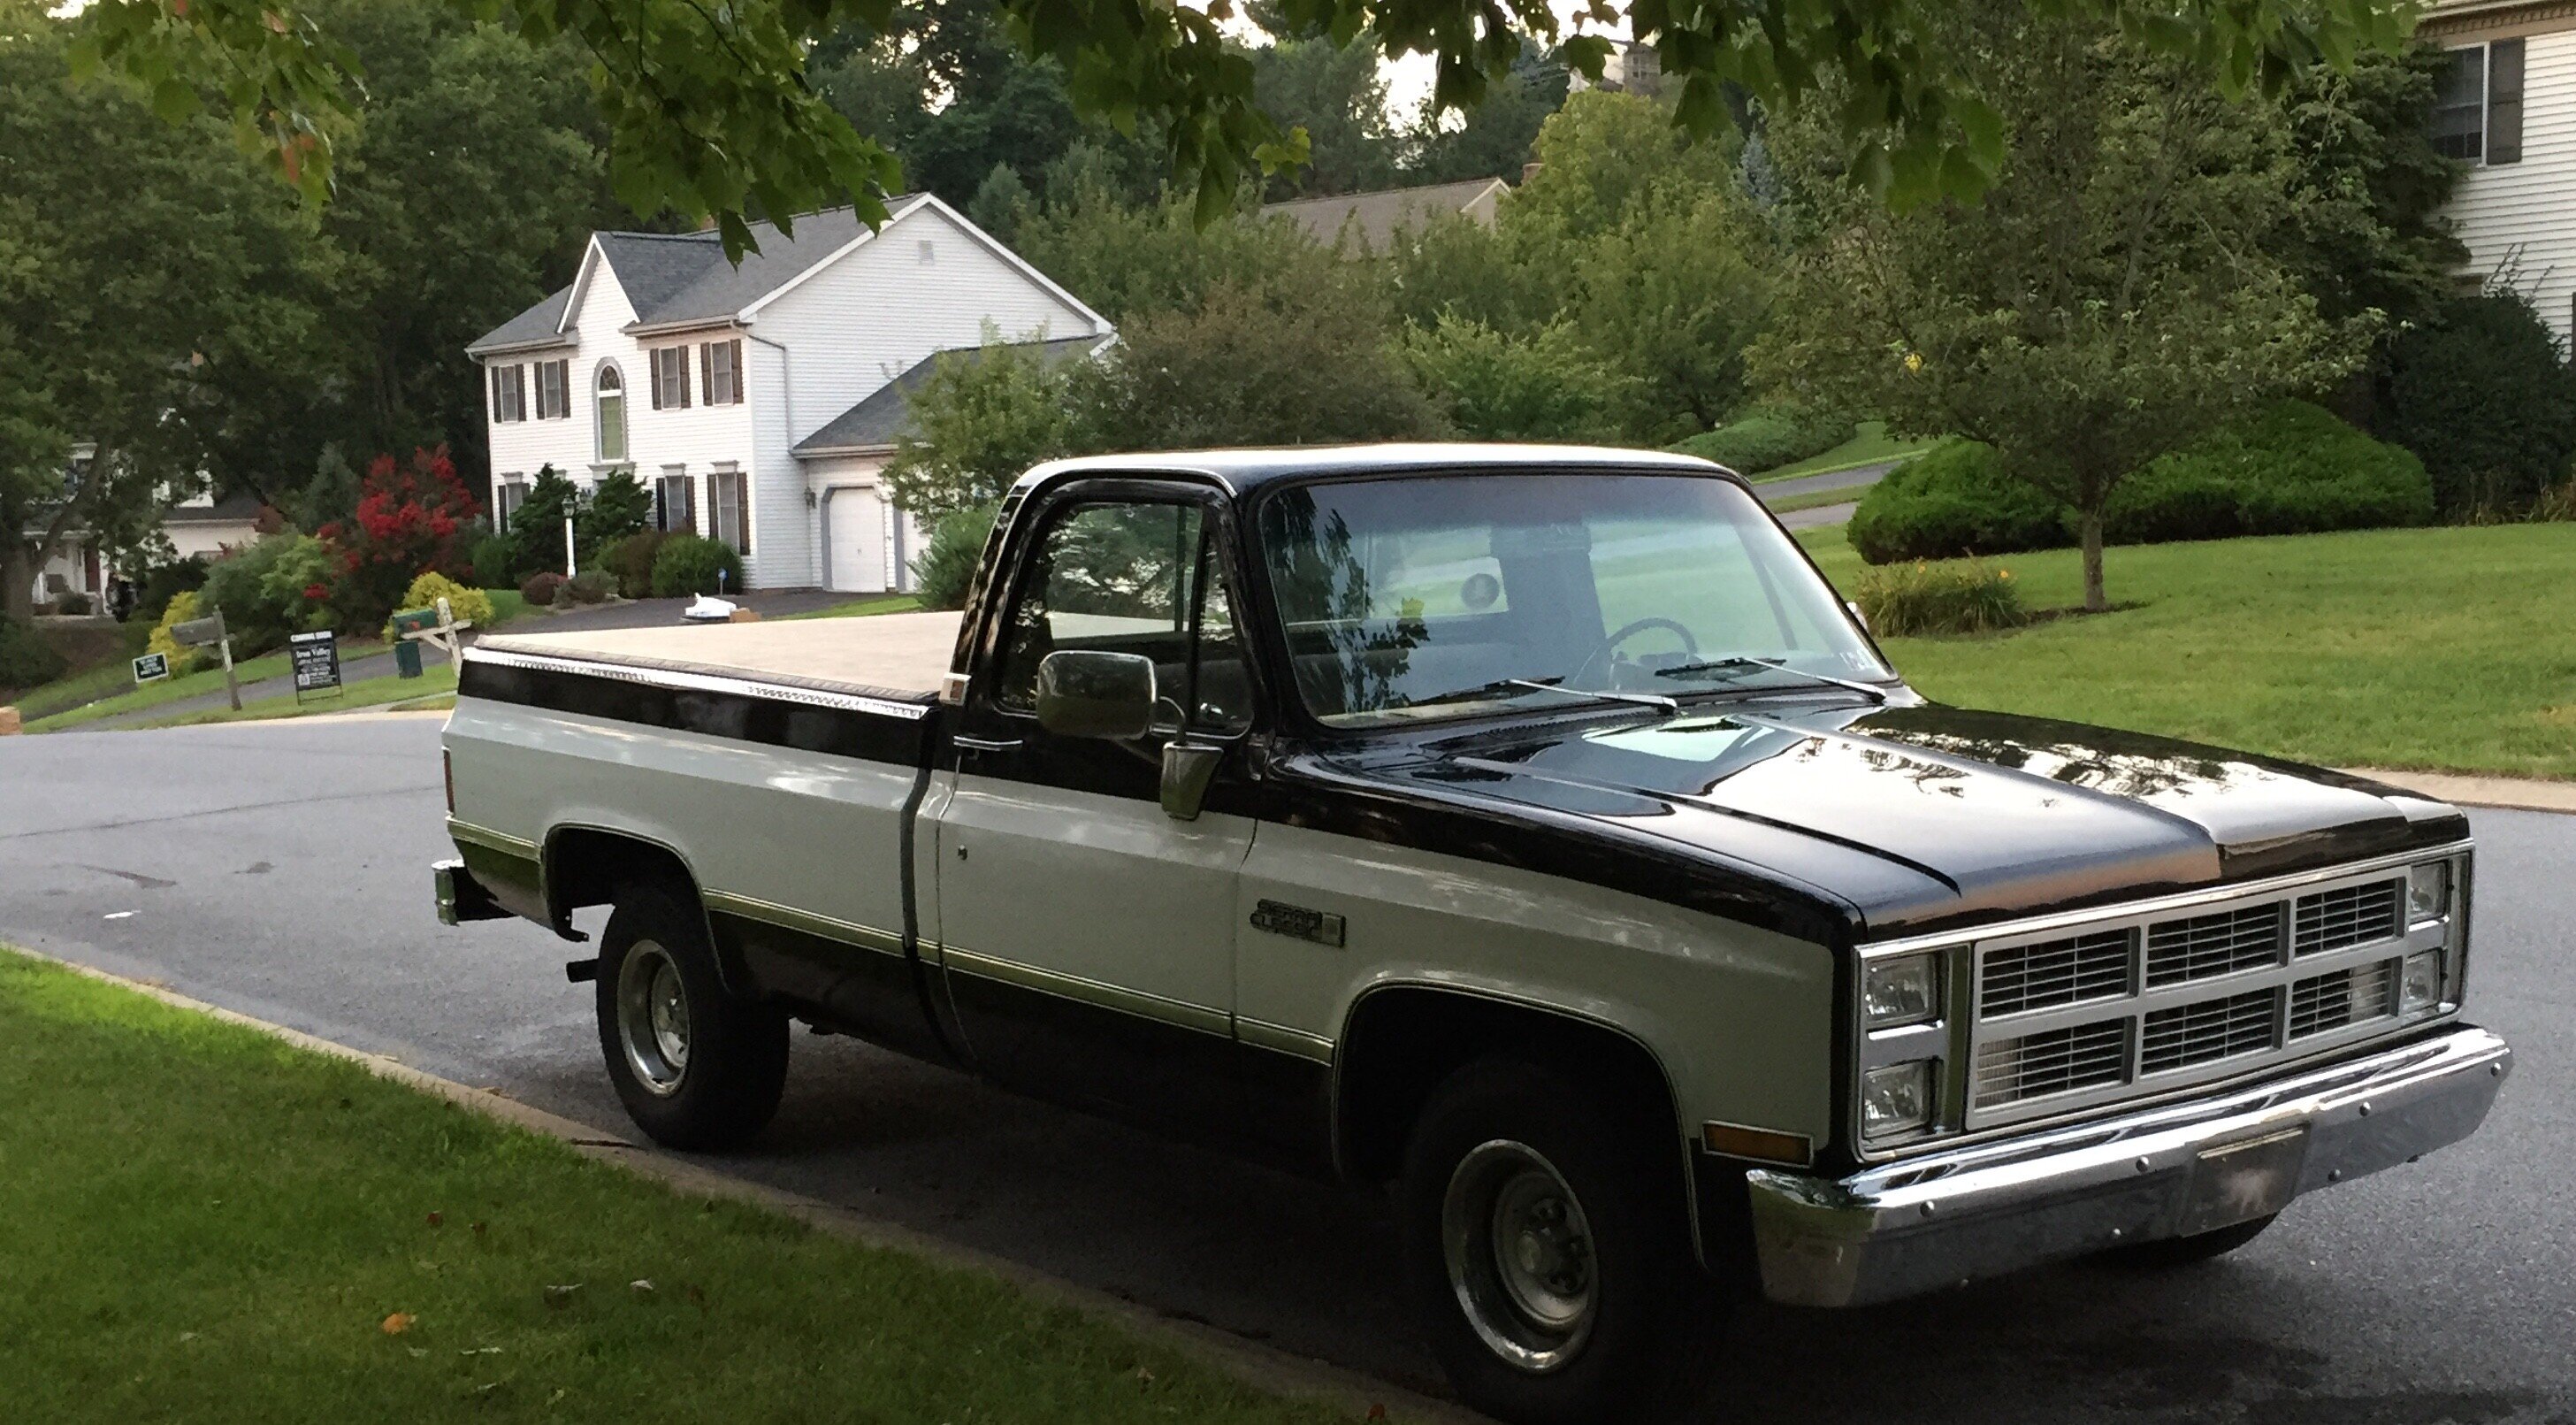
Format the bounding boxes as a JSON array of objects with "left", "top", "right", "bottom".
[{"left": 1034, "top": 650, "right": 1157, "bottom": 739}]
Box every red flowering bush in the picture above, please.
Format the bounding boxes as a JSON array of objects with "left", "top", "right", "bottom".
[{"left": 321, "top": 445, "right": 478, "bottom": 631}]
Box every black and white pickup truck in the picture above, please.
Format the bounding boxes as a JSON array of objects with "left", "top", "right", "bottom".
[{"left": 436, "top": 444, "right": 2509, "bottom": 1424}]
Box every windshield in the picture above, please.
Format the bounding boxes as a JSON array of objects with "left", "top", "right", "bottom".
[{"left": 1257, "top": 472, "right": 1892, "bottom": 728}]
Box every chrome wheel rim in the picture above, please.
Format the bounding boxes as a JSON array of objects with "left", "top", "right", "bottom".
[
  {"left": 1441, "top": 1140, "right": 1598, "bottom": 1373},
  {"left": 616, "top": 940, "right": 691, "bottom": 1097}
]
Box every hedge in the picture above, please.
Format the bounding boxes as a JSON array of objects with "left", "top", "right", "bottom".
[
  {"left": 0, "top": 616, "right": 67, "bottom": 690},
  {"left": 1847, "top": 403, "right": 2433, "bottom": 563},
  {"left": 1669, "top": 407, "right": 1854, "bottom": 474},
  {"left": 649, "top": 534, "right": 745, "bottom": 598},
  {"left": 2384, "top": 293, "right": 2576, "bottom": 516}
]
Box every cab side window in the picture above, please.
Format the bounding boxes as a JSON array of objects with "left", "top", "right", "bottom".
[{"left": 993, "top": 499, "right": 1253, "bottom": 735}]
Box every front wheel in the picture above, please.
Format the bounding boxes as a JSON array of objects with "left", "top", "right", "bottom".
[
  {"left": 595, "top": 884, "right": 788, "bottom": 1150},
  {"left": 1397, "top": 1059, "right": 1722, "bottom": 1425}
]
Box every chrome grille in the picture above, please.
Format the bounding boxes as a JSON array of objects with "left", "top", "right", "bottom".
[
  {"left": 2289, "top": 959, "right": 2400, "bottom": 1038},
  {"left": 2145, "top": 905, "right": 2282, "bottom": 986},
  {"left": 2294, "top": 881, "right": 2399, "bottom": 956},
  {"left": 2140, "top": 988, "right": 2279, "bottom": 1075},
  {"left": 1980, "top": 930, "right": 2132, "bottom": 1017},
  {"left": 1974, "top": 1020, "right": 2129, "bottom": 1107}
]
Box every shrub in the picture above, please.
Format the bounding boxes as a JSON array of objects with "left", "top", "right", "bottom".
[
  {"left": 196, "top": 532, "right": 334, "bottom": 656},
  {"left": 144, "top": 590, "right": 206, "bottom": 677},
  {"left": 519, "top": 571, "right": 565, "bottom": 608},
  {"left": 1670, "top": 407, "right": 1854, "bottom": 473},
  {"left": 134, "top": 556, "right": 209, "bottom": 624},
  {"left": 2385, "top": 292, "right": 2576, "bottom": 517},
  {"left": 913, "top": 502, "right": 999, "bottom": 611},
  {"left": 577, "top": 468, "right": 652, "bottom": 558},
  {"left": 2107, "top": 401, "right": 2434, "bottom": 542},
  {"left": 565, "top": 569, "right": 615, "bottom": 604},
  {"left": 1854, "top": 560, "right": 2028, "bottom": 635},
  {"left": 470, "top": 533, "right": 511, "bottom": 590},
  {"left": 53, "top": 591, "right": 91, "bottom": 616},
  {"left": 649, "top": 535, "right": 744, "bottom": 598},
  {"left": 1396, "top": 317, "right": 1640, "bottom": 442},
  {"left": 0, "top": 615, "right": 67, "bottom": 690},
  {"left": 381, "top": 572, "right": 495, "bottom": 641},
  {"left": 1848, "top": 441, "right": 2070, "bottom": 563},
  {"left": 318, "top": 446, "right": 479, "bottom": 631},
  {"left": 504, "top": 466, "right": 582, "bottom": 579},
  {"left": 600, "top": 531, "right": 667, "bottom": 600}
]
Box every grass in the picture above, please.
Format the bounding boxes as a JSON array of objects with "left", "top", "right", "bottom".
[
  {"left": 26, "top": 648, "right": 301, "bottom": 732},
  {"left": 783, "top": 594, "right": 926, "bottom": 620},
  {"left": 0, "top": 946, "right": 1364, "bottom": 1425},
  {"left": 5, "top": 620, "right": 150, "bottom": 718},
  {"left": 1794, "top": 522, "right": 2576, "bottom": 780},
  {"left": 130, "top": 663, "right": 462, "bottom": 729},
  {"left": 1754, "top": 420, "right": 1941, "bottom": 483}
]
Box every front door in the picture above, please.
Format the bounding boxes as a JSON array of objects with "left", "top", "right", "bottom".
[{"left": 929, "top": 485, "right": 1260, "bottom": 1129}]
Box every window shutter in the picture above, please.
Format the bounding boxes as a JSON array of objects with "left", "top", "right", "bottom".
[
  {"left": 513, "top": 365, "right": 527, "bottom": 422},
  {"left": 679, "top": 346, "right": 692, "bottom": 409},
  {"left": 736, "top": 472, "right": 752, "bottom": 556},
  {"left": 649, "top": 350, "right": 666, "bottom": 410},
  {"left": 2489, "top": 39, "right": 2526, "bottom": 165},
  {"left": 700, "top": 344, "right": 714, "bottom": 406},
  {"left": 489, "top": 366, "right": 501, "bottom": 420},
  {"left": 730, "top": 341, "right": 745, "bottom": 403}
]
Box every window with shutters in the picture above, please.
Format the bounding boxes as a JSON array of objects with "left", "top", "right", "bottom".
[
  {"left": 536, "top": 360, "right": 569, "bottom": 419},
  {"left": 490, "top": 364, "right": 525, "bottom": 422},
  {"left": 496, "top": 476, "right": 528, "bottom": 530},
  {"left": 702, "top": 340, "right": 742, "bottom": 405},
  {"left": 711, "top": 466, "right": 751, "bottom": 555},
  {"left": 649, "top": 347, "right": 692, "bottom": 410},
  {"left": 655, "top": 467, "right": 695, "bottom": 534},
  {"left": 2435, "top": 41, "right": 2525, "bottom": 165}
]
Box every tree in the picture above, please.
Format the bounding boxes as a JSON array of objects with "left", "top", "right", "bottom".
[
  {"left": 80, "top": 0, "right": 2417, "bottom": 252},
  {"left": 880, "top": 334, "right": 1085, "bottom": 520},
  {"left": 1404, "top": 42, "right": 1570, "bottom": 185},
  {"left": 2384, "top": 290, "right": 2576, "bottom": 516},
  {"left": 1754, "top": 9, "right": 2361, "bottom": 612},
  {"left": 503, "top": 466, "right": 584, "bottom": 578},
  {"left": 1250, "top": 34, "right": 1398, "bottom": 198},
  {"left": 578, "top": 468, "right": 654, "bottom": 556},
  {"left": 320, "top": 445, "right": 479, "bottom": 629},
  {"left": 1398, "top": 318, "right": 1640, "bottom": 442}
]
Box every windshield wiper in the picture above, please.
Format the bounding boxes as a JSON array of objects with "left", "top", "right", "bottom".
[
  {"left": 1654, "top": 655, "right": 1890, "bottom": 704},
  {"left": 1413, "top": 676, "right": 1678, "bottom": 715}
]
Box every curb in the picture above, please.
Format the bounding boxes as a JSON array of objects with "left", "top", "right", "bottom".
[
  {"left": 17, "top": 946, "right": 1484, "bottom": 1425},
  {"left": 2345, "top": 769, "right": 2576, "bottom": 816}
]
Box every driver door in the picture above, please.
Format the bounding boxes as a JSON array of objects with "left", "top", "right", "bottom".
[{"left": 929, "top": 485, "right": 1259, "bottom": 1130}]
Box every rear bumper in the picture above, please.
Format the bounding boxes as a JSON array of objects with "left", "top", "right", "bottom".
[
  {"left": 1747, "top": 1024, "right": 2511, "bottom": 1306},
  {"left": 432, "top": 858, "right": 510, "bottom": 926}
]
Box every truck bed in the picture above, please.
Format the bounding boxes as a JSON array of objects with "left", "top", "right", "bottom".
[{"left": 474, "top": 610, "right": 965, "bottom": 705}]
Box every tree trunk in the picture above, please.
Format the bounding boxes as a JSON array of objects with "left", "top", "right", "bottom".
[
  {"left": 1, "top": 540, "right": 34, "bottom": 624},
  {"left": 2079, "top": 506, "right": 2108, "bottom": 613}
]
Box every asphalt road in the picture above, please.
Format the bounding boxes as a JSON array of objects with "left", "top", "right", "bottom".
[{"left": 4, "top": 718, "right": 2572, "bottom": 1423}]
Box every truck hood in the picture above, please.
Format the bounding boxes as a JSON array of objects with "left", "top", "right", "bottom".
[{"left": 1313, "top": 701, "right": 2468, "bottom": 939}]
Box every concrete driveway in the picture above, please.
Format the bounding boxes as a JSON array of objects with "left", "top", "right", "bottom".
[{"left": 4, "top": 718, "right": 2571, "bottom": 1421}]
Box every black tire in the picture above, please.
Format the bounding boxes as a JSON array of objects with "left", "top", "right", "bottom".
[
  {"left": 595, "top": 883, "right": 788, "bottom": 1150},
  {"left": 1397, "top": 1058, "right": 1723, "bottom": 1425},
  {"left": 2101, "top": 1212, "right": 2277, "bottom": 1269}
]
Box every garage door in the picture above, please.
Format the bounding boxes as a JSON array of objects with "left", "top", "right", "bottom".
[{"left": 828, "top": 487, "right": 888, "bottom": 593}]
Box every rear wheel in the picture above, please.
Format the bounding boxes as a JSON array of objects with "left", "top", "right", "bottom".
[
  {"left": 2103, "top": 1212, "right": 2277, "bottom": 1268},
  {"left": 1397, "top": 1058, "right": 1721, "bottom": 1425},
  {"left": 596, "top": 884, "right": 788, "bottom": 1149}
]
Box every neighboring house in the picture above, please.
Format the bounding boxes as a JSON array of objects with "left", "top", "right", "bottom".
[
  {"left": 1261, "top": 177, "right": 1510, "bottom": 254},
  {"left": 465, "top": 195, "right": 1112, "bottom": 594},
  {"left": 162, "top": 490, "right": 272, "bottom": 562},
  {"left": 2423, "top": 0, "right": 2576, "bottom": 346}
]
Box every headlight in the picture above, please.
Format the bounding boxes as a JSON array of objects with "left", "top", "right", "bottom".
[
  {"left": 2401, "top": 949, "right": 2445, "bottom": 1014},
  {"left": 1863, "top": 954, "right": 1941, "bottom": 1029},
  {"left": 2407, "top": 862, "right": 2450, "bottom": 923},
  {"left": 1862, "top": 1061, "right": 1936, "bottom": 1140}
]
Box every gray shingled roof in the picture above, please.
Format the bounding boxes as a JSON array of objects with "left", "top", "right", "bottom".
[
  {"left": 1262, "top": 178, "right": 1509, "bottom": 252},
  {"left": 466, "top": 199, "right": 929, "bottom": 356},
  {"left": 793, "top": 335, "right": 1105, "bottom": 456}
]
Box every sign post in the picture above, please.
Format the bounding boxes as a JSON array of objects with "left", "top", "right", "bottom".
[
  {"left": 170, "top": 608, "right": 241, "bottom": 711},
  {"left": 289, "top": 630, "right": 342, "bottom": 705},
  {"left": 130, "top": 651, "right": 171, "bottom": 686}
]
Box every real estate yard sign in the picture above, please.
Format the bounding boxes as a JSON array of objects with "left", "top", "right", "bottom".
[
  {"left": 290, "top": 630, "right": 342, "bottom": 704},
  {"left": 131, "top": 651, "right": 170, "bottom": 685}
]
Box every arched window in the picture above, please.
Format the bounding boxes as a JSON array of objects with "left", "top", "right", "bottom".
[{"left": 595, "top": 364, "right": 628, "bottom": 464}]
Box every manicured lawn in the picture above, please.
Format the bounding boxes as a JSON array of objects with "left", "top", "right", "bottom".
[
  {"left": 131, "top": 663, "right": 461, "bottom": 729},
  {"left": 783, "top": 594, "right": 925, "bottom": 620},
  {"left": 25, "top": 648, "right": 300, "bottom": 732},
  {"left": 1754, "top": 420, "right": 1941, "bottom": 483},
  {"left": 1796, "top": 522, "right": 2576, "bottom": 779},
  {"left": 0, "top": 946, "right": 1365, "bottom": 1425}
]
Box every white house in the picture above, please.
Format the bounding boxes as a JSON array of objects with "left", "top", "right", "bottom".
[
  {"left": 2424, "top": 0, "right": 2576, "bottom": 346},
  {"left": 465, "top": 195, "right": 1112, "bottom": 593}
]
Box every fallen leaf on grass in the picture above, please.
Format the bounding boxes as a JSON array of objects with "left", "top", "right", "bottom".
[
  {"left": 1365, "top": 1406, "right": 1387, "bottom": 1421},
  {"left": 380, "top": 1313, "right": 415, "bottom": 1336},
  {"left": 1134, "top": 1368, "right": 1154, "bottom": 1386},
  {"left": 470, "top": 1222, "right": 487, "bottom": 1239},
  {"left": 406, "top": 1347, "right": 428, "bottom": 1359},
  {"left": 461, "top": 1347, "right": 503, "bottom": 1357},
  {"left": 629, "top": 1279, "right": 654, "bottom": 1298},
  {"left": 542, "top": 1284, "right": 581, "bottom": 1309},
  {"left": 426, "top": 1211, "right": 444, "bottom": 1228},
  {"left": 684, "top": 1284, "right": 706, "bottom": 1310}
]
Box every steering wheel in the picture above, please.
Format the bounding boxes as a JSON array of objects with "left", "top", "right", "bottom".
[{"left": 1571, "top": 617, "right": 1699, "bottom": 688}]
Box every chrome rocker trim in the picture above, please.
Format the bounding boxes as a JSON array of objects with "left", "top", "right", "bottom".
[{"left": 1748, "top": 1024, "right": 2511, "bottom": 1307}]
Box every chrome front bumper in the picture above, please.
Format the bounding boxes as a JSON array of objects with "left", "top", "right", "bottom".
[{"left": 1748, "top": 1025, "right": 2511, "bottom": 1307}]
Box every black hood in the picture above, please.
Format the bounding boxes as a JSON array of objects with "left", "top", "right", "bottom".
[{"left": 1285, "top": 700, "right": 2468, "bottom": 941}]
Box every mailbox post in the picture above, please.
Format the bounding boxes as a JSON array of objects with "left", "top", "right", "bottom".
[{"left": 170, "top": 607, "right": 241, "bottom": 712}]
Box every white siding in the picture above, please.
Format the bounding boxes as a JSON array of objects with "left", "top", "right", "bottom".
[
  {"left": 165, "top": 521, "right": 260, "bottom": 561},
  {"left": 743, "top": 337, "right": 812, "bottom": 588},
  {"left": 2443, "top": 28, "right": 2576, "bottom": 347}
]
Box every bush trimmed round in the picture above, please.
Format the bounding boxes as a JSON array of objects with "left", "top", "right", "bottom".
[
  {"left": 2107, "top": 401, "right": 2433, "bottom": 542},
  {"left": 1669, "top": 408, "right": 1854, "bottom": 474},
  {"left": 650, "top": 535, "right": 745, "bottom": 598},
  {"left": 1847, "top": 441, "right": 2068, "bottom": 563},
  {"left": 519, "top": 571, "right": 565, "bottom": 608},
  {"left": 2385, "top": 293, "right": 2576, "bottom": 517}
]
